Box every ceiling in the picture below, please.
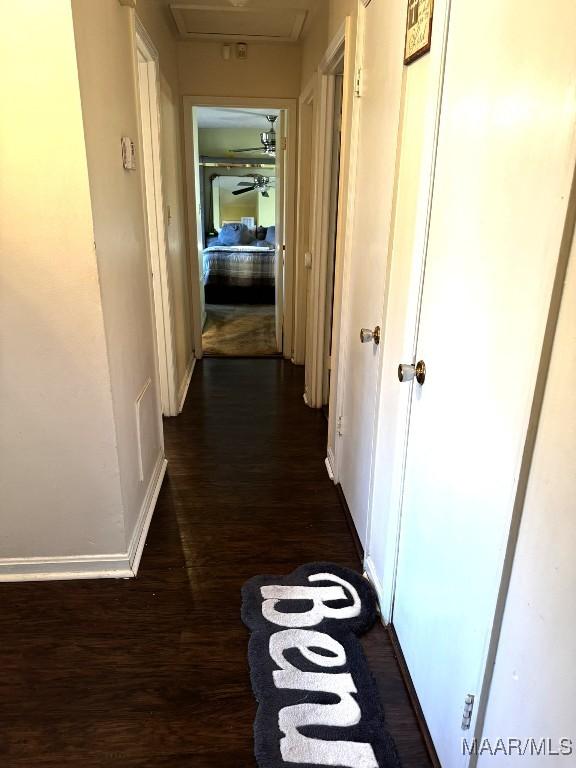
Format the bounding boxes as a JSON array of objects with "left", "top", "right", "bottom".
[
  {"left": 196, "top": 107, "right": 279, "bottom": 129},
  {"left": 169, "top": 1, "right": 318, "bottom": 42}
]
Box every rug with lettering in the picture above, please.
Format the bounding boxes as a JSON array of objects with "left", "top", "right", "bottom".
[{"left": 241, "top": 563, "right": 401, "bottom": 768}]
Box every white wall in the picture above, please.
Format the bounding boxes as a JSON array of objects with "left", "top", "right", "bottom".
[
  {"left": 0, "top": 1, "right": 126, "bottom": 569},
  {"left": 478, "top": 236, "right": 576, "bottom": 765},
  {"left": 72, "top": 0, "right": 164, "bottom": 548}
]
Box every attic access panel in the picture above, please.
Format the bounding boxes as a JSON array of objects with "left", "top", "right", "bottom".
[{"left": 170, "top": 4, "right": 307, "bottom": 42}]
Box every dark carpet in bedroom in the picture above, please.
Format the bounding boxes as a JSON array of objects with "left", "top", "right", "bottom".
[{"left": 202, "top": 304, "right": 278, "bottom": 357}]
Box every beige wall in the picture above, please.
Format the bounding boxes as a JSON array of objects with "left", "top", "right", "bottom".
[
  {"left": 300, "top": 5, "right": 329, "bottom": 87},
  {"left": 72, "top": 0, "right": 164, "bottom": 544},
  {"left": 199, "top": 127, "right": 263, "bottom": 156},
  {"left": 178, "top": 41, "right": 301, "bottom": 98},
  {"left": 300, "top": 0, "right": 357, "bottom": 87},
  {"left": 137, "top": 0, "right": 193, "bottom": 389},
  {"left": 0, "top": 2, "right": 125, "bottom": 562}
]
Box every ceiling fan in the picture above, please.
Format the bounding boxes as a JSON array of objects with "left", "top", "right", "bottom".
[
  {"left": 232, "top": 174, "right": 275, "bottom": 198},
  {"left": 230, "top": 115, "right": 278, "bottom": 156}
]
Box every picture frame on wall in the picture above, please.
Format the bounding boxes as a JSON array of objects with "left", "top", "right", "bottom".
[{"left": 404, "top": 0, "right": 434, "bottom": 65}]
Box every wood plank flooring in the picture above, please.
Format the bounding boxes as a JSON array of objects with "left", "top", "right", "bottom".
[{"left": 0, "top": 359, "right": 432, "bottom": 767}]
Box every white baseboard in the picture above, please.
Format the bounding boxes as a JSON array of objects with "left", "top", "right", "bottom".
[
  {"left": 0, "top": 453, "right": 167, "bottom": 583},
  {"left": 128, "top": 453, "right": 167, "bottom": 575},
  {"left": 0, "top": 554, "right": 133, "bottom": 582},
  {"left": 178, "top": 356, "right": 195, "bottom": 413},
  {"left": 326, "top": 447, "right": 337, "bottom": 483},
  {"left": 363, "top": 554, "right": 388, "bottom": 623}
]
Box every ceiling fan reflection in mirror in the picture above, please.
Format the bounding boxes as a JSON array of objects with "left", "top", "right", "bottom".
[
  {"left": 233, "top": 174, "right": 275, "bottom": 198},
  {"left": 230, "top": 115, "right": 278, "bottom": 157}
]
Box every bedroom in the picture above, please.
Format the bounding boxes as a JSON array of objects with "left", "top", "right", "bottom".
[{"left": 195, "top": 106, "right": 281, "bottom": 357}]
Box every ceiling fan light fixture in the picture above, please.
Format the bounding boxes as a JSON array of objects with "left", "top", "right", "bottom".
[{"left": 229, "top": 114, "right": 278, "bottom": 156}]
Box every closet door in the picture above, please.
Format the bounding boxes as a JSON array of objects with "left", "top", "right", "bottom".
[{"left": 391, "top": 2, "right": 576, "bottom": 766}]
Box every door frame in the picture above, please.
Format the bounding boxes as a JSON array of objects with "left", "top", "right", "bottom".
[
  {"left": 304, "top": 18, "right": 355, "bottom": 415},
  {"left": 274, "top": 112, "right": 286, "bottom": 353},
  {"left": 182, "top": 95, "right": 297, "bottom": 359},
  {"left": 292, "top": 76, "right": 316, "bottom": 365},
  {"left": 135, "top": 19, "right": 179, "bottom": 416},
  {"left": 322, "top": 74, "right": 344, "bottom": 406},
  {"left": 325, "top": 10, "right": 364, "bottom": 478}
]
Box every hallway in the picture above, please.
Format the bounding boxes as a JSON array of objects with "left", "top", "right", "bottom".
[{"left": 0, "top": 360, "right": 431, "bottom": 767}]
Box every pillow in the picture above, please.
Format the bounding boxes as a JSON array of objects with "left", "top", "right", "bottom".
[
  {"left": 206, "top": 235, "right": 220, "bottom": 247},
  {"left": 255, "top": 226, "right": 267, "bottom": 241},
  {"left": 265, "top": 225, "right": 276, "bottom": 244},
  {"left": 219, "top": 222, "right": 244, "bottom": 246},
  {"left": 249, "top": 239, "right": 264, "bottom": 247},
  {"left": 241, "top": 225, "right": 254, "bottom": 245}
]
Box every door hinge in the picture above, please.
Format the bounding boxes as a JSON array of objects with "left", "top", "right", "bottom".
[
  {"left": 354, "top": 67, "right": 363, "bottom": 98},
  {"left": 461, "top": 694, "right": 475, "bottom": 730},
  {"left": 337, "top": 415, "right": 343, "bottom": 437}
]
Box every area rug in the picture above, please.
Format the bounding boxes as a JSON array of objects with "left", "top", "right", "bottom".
[
  {"left": 202, "top": 304, "right": 278, "bottom": 357},
  {"left": 242, "top": 563, "right": 401, "bottom": 768}
]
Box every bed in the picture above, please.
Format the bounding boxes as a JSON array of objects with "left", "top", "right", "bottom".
[
  {"left": 202, "top": 245, "right": 276, "bottom": 289},
  {"left": 202, "top": 223, "right": 276, "bottom": 303}
]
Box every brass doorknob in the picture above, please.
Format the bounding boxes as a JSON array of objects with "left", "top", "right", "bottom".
[
  {"left": 398, "top": 360, "right": 426, "bottom": 385},
  {"left": 360, "top": 326, "right": 380, "bottom": 345}
]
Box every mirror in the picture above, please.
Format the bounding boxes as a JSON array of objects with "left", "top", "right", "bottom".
[{"left": 208, "top": 174, "right": 276, "bottom": 234}]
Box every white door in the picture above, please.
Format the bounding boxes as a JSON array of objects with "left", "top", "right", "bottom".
[
  {"left": 274, "top": 112, "right": 285, "bottom": 353},
  {"left": 392, "top": 1, "right": 576, "bottom": 766},
  {"left": 136, "top": 46, "right": 176, "bottom": 416},
  {"left": 336, "top": 0, "right": 405, "bottom": 545}
]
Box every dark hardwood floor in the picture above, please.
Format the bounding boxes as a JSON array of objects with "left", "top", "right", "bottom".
[{"left": 0, "top": 359, "right": 432, "bottom": 767}]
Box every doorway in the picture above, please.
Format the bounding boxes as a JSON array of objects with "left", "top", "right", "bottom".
[
  {"left": 300, "top": 17, "right": 355, "bottom": 487},
  {"left": 183, "top": 97, "right": 297, "bottom": 360}
]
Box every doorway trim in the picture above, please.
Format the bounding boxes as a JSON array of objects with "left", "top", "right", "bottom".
[
  {"left": 293, "top": 76, "right": 316, "bottom": 365},
  {"left": 182, "top": 95, "right": 298, "bottom": 359},
  {"left": 304, "top": 19, "right": 353, "bottom": 412},
  {"left": 135, "top": 19, "right": 179, "bottom": 416}
]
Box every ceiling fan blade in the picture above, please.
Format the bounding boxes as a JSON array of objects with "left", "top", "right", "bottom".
[
  {"left": 229, "top": 147, "right": 264, "bottom": 153},
  {"left": 237, "top": 181, "right": 256, "bottom": 186},
  {"left": 233, "top": 186, "right": 257, "bottom": 196}
]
